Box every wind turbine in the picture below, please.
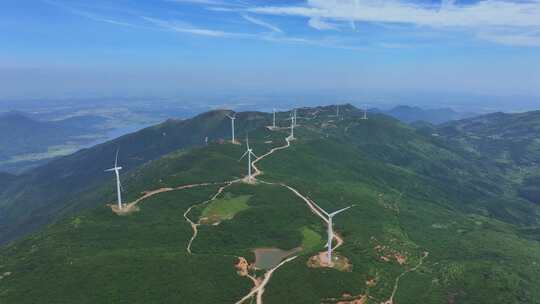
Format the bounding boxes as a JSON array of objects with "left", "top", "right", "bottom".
[
  {"left": 239, "top": 137, "right": 258, "bottom": 181},
  {"left": 288, "top": 112, "right": 295, "bottom": 140},
  {"left": 226, "top": 113, "right": 236, "bottom": 143},
  {"left": 318, "top": 205, "right": 354, "bottom": 265},
  {"left": 294, "top": 108, "right": 298, "bottom": 127},
  {"left": 336, "top": 104, "right": 340, "bottom": 118},
  {"left": 361, "top": 106, "right": 368, "bottom": 120},
  {"left": 105, "top": 149, "right": 123, "bottom": 210},
  {"left": 272, "top": 108, "right": 277, "bottom": 129}
]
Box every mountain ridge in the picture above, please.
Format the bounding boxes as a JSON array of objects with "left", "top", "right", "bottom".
[{"left": 1, "top": 104, "right": 540, "bottom": 303}]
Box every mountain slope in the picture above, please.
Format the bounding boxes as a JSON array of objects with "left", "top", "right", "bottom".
[
  {"left": 0, "top": 111, "right": 108, "bottom": 172},
  {"left": 437, "top": 111, "right": 540, "bottom": 217},
  {"left": 0, "top": 109, "right": 271, "bottom": 244},
  {"left": 1, "top": 105, "right": 540, "bottom": 303},
  {"left": 376, "top": 105, "right": 476, "bottom": 124}
]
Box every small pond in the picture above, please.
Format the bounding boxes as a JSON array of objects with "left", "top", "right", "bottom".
[{"left": 253, "top": 247, "right": 301, "bottom": 269}]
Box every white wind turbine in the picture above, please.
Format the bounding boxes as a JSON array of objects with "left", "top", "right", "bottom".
[
  {"left": 272, "top": 108, "right": 277, "bottom": 129},
  {"left": 226, "top": 113, "right": 237, "bottom": 143},
  {"left": 362, "top": 106, "right": 368, "bottom": 120},
  {"left": 318, "top": 205, "right": 354, "bottom": 265},
  {"left": 336, "top": 104, "right": 340, "bottom": 118},
  {"left": 239, "top": 137, "right": 258, "bottom": 181},
  {"left": 105, "top": 149, "right": 123, "bottom": 210},
  {"left": 288, "top": 111, "right": 295, "bottom": 139}
]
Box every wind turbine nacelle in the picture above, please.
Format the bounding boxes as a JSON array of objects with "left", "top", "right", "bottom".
[{"left": 105, "top": 166, "right": 122, "bottom": 172}]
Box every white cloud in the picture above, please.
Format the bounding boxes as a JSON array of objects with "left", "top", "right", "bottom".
[
  {"left": 245, "top": 0, "right": 540, "bottom": 46},
  {"left": 242, "top": 14, "right": 283, "bottom": 33},
  {"left": 248, "top": 0, "right": 540, "bottom": 28},
  {"left": 308, "top": 17, "right": 338, "bottom": 31}
]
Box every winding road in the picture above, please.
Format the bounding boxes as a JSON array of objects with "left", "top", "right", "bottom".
[
  {"left": 183, "top": 180, "right": 240, "bottom": 254},
  {"left": 384, "top": 251, "right": 430, "bottom": 304},
  {"left": 114, "top": 116, "right": 409, "bottom": 304}
]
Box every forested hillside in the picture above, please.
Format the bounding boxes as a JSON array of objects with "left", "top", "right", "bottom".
[{"left": 1, "top": 105, "right": 540, "bottom": 303}]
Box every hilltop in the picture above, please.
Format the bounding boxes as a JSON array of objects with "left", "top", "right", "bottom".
[{"left": 1, "top": 105, "right": 540, "bottom": 303}]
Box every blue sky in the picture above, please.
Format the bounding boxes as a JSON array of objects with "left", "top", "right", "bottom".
[{"left": 1, "top": 0, "right": 539, "bottom": 107}]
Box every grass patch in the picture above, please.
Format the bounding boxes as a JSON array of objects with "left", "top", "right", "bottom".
[
  {"left": 200, "top": 194, "right": 252, "bottom": 224},
  {"left": 300, "top": 226, "right": 323, "bottom": 252}
]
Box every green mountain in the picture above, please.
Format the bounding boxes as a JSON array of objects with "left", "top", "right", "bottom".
[
  {"left": 1, "top": 105, "right": 540, "bottom": 303},
  {"left": 0, "top": 109, "right": 270, "bottom": 245},
  {"left": 437, "top": 110, "right": 540, "bottom": 229}
]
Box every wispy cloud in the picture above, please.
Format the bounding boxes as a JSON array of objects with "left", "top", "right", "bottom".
[
  {"left": 166, "top": 0, "right": 247, "bottom": 7},
  {"left": 43, "top": 0, "right": 383, "bottom": 51},
  {"left": 142, "top": 16, "right": 243, "bottom": 37},
  {"left": 247, "top": 0, "right": 540, "bottom": 28},
  {"left": 242, "top": 14, "right": 282, "bottom": 33},
  {"left": 142, "top": 16, "right": 370, "bottom": 51},
  {"left": 76, "top": 11, "right": 136, "bottom": 28},
  {"left": 308, "top": 17, "right": 338, "bottom": 31},
  {"left": 43, "top": 0, "right": 139, "bottom": 28},
  {"left": 245, "top": 0, "right": 540, "bottom": 46}
]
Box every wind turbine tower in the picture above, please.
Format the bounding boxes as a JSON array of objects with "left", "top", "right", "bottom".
[
  {"left": 273, "top": 108, "right": 276, "bottom": 129},
  {"left": 239, "top": 138, "right": 258, "bottom": 181},
  {"left": 105, "top": 150, "right": 123, "bottom": 210},
  {"left": 318, "top": 205, "right": 354, "bottom": 265},
  {"left": 289, "top": 112, "right": 295, "bottom": 140},
  {"left": 336, "top": 105, "right": 340, "bottom": 118},
  {"left": 226, "top": 113, "right": 237, "bottom": 143},
  {"left": 362, "top": 107, "right": 368, "bottom": 120}
]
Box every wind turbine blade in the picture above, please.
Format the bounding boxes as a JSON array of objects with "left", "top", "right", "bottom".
[
  {"left": 239, "top": 150, "right": 249, "bottom": 161},
  {"left": 250, "top": 151, "right": 258, "bottom": 158},
  {"left": 105, "top": 168, "right": 116, "bottom": 172},
  {"left": 329, "top": 205, "right": 354, "bottom": 217},
  {"left": 310, "top": 200, "right": 330, "bottom": 217},
  {"left": 115, "top": 149, "right": 119, "bottom": 168}
]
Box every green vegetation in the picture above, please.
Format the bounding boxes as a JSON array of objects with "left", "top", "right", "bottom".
[
  {"left": 2, "top": 105, "right": 540, "bottom": 303},
  {"left": 0, "top": 109, "right": 271, "bottom": 245},
  {"left": 300, "top": 227, "right": 323, "bottom": 252},
  {"left": 200, "top": 194, "right": 252, "bottom": 224}
]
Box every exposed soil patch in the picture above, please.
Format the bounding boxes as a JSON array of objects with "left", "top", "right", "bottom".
[
  {"left": 323, "top": 294, "right": 367, "bottom": 304},
  {"left": 110, "top": 203, "right": 140, "bottom": 215},
  {"left": 366, "top": 278, "right": 377, "bottom": 287},
  {"left": 336, "top": 295, "right": 367, "bottom": 304},
  {"left": 374, "top": 243, "right": 409, "bottom": 266},
  {"left": 235, "top": 257, "right": 251, "bottom": 276},
  {"left": 307, "top": 251, "right": 352, "bottom": 272}
]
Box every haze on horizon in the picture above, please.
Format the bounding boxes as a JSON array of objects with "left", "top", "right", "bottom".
[{"left": 1, "top": 0, "right": 539, "bottom": 111}]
